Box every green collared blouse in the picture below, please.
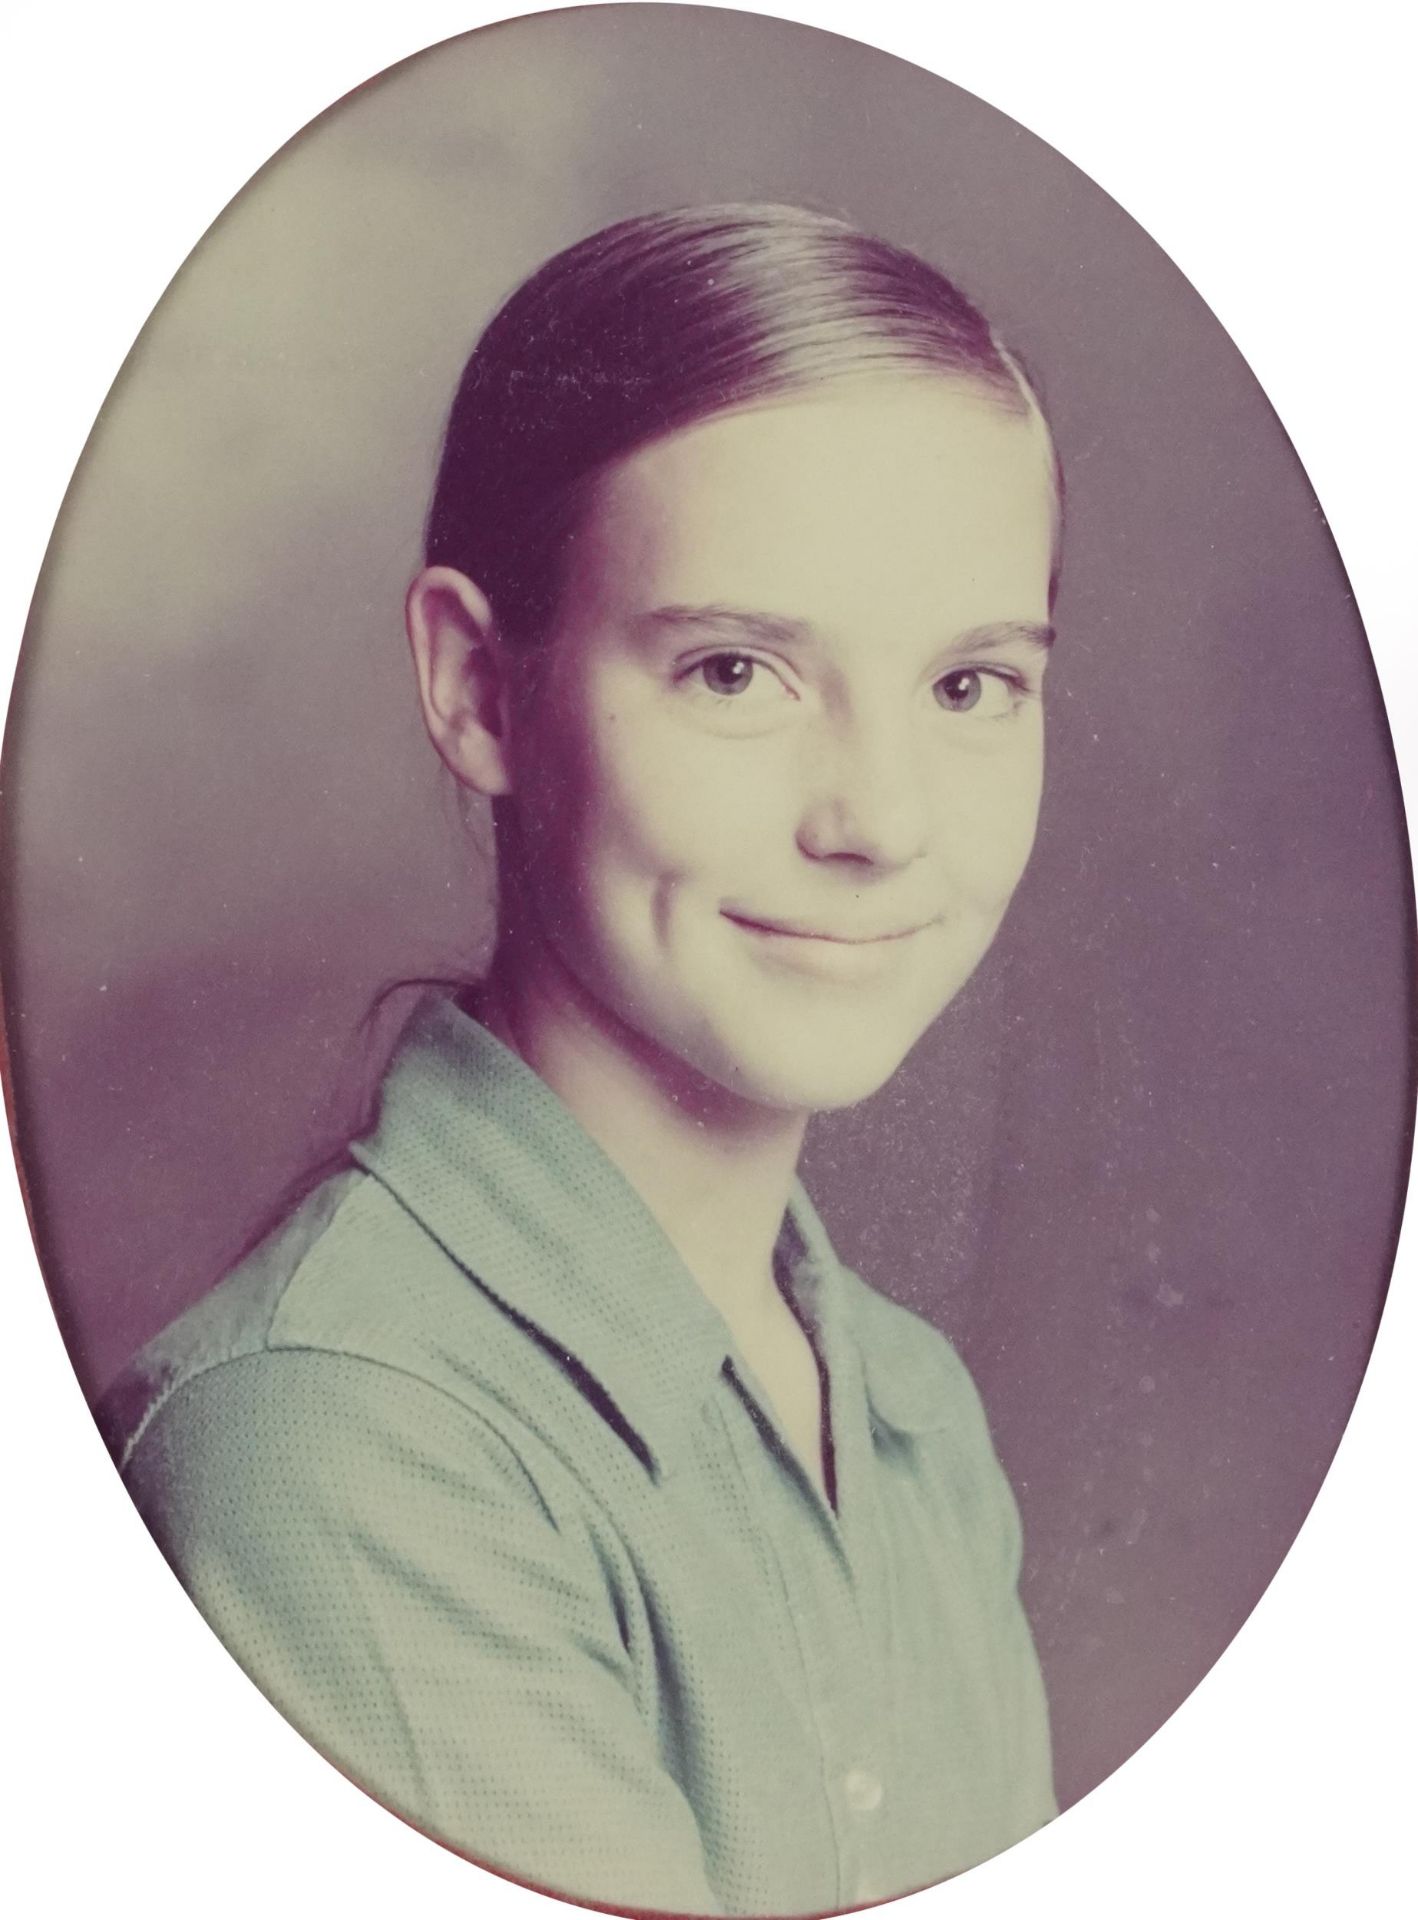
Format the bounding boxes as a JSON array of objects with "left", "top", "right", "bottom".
[{"left": 100, "top": 994, "right": 1054, "bottom": 1915}]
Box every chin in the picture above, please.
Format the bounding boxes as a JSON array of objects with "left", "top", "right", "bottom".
[{"left": 686, "top": 1016, "right": 927, "bottom": 1116}]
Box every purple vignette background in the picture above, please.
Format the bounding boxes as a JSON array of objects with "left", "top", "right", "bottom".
[{"left": 3, "top": 5, "right": 1414, "bottom": 1920}]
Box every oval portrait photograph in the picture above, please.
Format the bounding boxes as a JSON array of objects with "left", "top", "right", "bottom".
[{"left": 3, "top": 3, "right": 1413, "bottom": 1916}]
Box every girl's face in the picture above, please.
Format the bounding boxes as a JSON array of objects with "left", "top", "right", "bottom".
[{"left": 499, "top": 374, "right": 1057, "bottom": 1113}]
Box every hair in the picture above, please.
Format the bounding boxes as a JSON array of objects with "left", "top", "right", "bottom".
[{"left": 425, "top": 202, "right": 1061, "bottom": 647}]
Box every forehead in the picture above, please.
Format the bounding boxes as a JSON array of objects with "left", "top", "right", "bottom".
[{"left": 560, "top": 375, "right": 1058, "bottom": 636}]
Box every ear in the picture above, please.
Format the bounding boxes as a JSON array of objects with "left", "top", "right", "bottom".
[{"left": 405, "top": 565, "right": 515, "bottom": 796}]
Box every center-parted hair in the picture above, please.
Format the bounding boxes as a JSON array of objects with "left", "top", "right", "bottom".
[{"left": 425, "top": 203, "right": 1058, "bottom": 646}]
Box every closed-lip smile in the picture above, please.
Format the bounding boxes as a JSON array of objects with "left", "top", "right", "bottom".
[{"left": 724, "top": 911, "right": 934, "bottom": 945}]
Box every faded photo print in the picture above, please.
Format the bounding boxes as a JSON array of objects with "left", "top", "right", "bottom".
[{"left": 2, "top": 6, "right": 1411, "bottom": 1915}]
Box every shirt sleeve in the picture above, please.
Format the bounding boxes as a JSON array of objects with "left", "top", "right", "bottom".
[{"left": 121, "top": 1346, "right": 723, "bottom": 1915}]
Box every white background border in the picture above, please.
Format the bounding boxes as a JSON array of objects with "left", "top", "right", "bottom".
[{"left": 3, "top": 3, "right": 1413, "bottom": 1913}]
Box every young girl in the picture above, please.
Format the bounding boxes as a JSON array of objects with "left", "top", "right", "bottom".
[{"left": 100, "top": 203, "right": 1061, "bottom": 1916}]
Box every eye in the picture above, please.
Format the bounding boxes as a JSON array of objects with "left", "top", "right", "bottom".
[
  {"left": 697, "top": 652, "right": 758, "bottom": 697},
  {"left": 932, "top": 667, "right": 1020, "bottom": 716},
  {"left": 679, "top": 651, "right": 795, "bottom": 705}
]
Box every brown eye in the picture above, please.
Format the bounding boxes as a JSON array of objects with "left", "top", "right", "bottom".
[
  {"left": 699, "top": 653, "right": 756, "bottom": 696},
  {"left": 933, "top": 668, "right": 983, "bottom": 711}
]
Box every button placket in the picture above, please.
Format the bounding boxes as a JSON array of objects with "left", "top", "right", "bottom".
[
  {"left": 814, "top": 1319, "right": 896, "bottom": 1900},
  {"left": 712, "top": 1371, "right": 878, "bottom": 1908}
]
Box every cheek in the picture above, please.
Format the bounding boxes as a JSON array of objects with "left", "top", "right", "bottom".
[
  {"left": 930, "top": 741, "right": 1043, "bottom": 904},
  {"left": 583, "top": 724, "right": 787, "bottom": 893},
  {"left": 508, "top": 685, "right": 661, "bottom": 883}
]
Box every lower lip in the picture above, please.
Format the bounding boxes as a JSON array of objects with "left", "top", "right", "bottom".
[{"left": 725, "top": 916, "right": 927, "bottom": 981}]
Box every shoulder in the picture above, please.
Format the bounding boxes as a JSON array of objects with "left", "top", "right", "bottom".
[
  {"left": 835, "top": 1263, "right": 992, "bottom": 1437},
  {"left": 790, "top": 1179, "right": 1005, "bottom": 1475},
  {"left": 95, "top": 1163, "right": 531, "bottom": 1481},
  {"left": 834, "top": 1264, "right": 1026, "bottom": 1580},
  {"left": 791, "top": 1182, "right": 987, "bottom": 1432}
]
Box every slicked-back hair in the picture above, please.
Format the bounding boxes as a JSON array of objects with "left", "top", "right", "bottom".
[{"left": 425, "top": 203, "right": 1058, "bottom": 646}]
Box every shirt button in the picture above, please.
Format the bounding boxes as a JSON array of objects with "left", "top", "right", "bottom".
[{"left": 843, "top": 1767, "right": 884, "bottom": 1814}]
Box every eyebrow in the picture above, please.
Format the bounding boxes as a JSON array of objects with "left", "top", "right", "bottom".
[{"left": 635, "top": 603, "right": 1056, "bottom": 656}]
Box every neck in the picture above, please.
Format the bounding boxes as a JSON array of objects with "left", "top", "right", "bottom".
[{"left": 471, "top": 930, "right": 809, "bottom": 1337}]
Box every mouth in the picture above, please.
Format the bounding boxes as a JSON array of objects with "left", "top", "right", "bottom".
[{"left": 722, "top": 911, "right": 935, "bottom": 946}]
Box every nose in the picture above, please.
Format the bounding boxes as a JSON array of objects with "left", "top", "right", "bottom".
[{"left": 795, "top": 710, "right": 930, "bottom": 871}]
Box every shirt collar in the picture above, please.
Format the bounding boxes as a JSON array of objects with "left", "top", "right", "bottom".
[
  {"left": 784, "top": 1179, "right": 953, "bottom": 1439},
  {"left": 350, "top": 992, "right": 946, "bottom": 1477}
]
